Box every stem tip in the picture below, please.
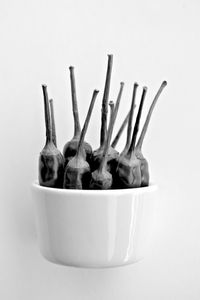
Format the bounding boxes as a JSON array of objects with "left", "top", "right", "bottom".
[{"left": 134, "top": 82, "right": 139, "bottom": 88}]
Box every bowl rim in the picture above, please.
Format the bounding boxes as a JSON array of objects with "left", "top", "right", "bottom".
[{"left": 32, "top": 181, "right": 158, "bottom": 196}]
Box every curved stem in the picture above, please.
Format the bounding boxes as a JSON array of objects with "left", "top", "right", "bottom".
[
  {"left": 77, "top": 90, "right": 99, "bottom": 157},
  {"left": 42, "top": 85, "right": 52, "bottom": 143},
  {"left": 49, "top": 99, "right": 57, "bottom": 147},
  {"left": 100, "top": 54, "right": 113, "bottom": 147},
  {"left": 111, "top": 111, "right": 129, "bottom": 148},
  {"left": 128, "top": 86, "right": 147, "bottom": 157},
  {"left": 136, "top": 80, "right": 167, "bottom": 150},
  {"left": 69, "top": 66, "right": 81, "bottom": 138}
]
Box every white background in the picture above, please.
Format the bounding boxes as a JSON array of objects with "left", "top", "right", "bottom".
[{"left": 0, "top": 0, "right": 200, "bottom": 299}]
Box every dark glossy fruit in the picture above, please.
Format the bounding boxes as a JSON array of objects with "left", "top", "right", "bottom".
[
  {"left": 63, "top": 66, "right": 92, "bottom": 166},
  {"left": 135, "top": 80, "right": 167, "bottom": 186},
  {"left": 39, "top": 143, "right": 64, "bottom": 188},
  {"left": 63, "top": 90, "right": 99, "bottom": 189},
  {"left": 116, "top": 86, "right": 147, "bottom": 188},
  {"left": 39, "top": 85, "right": 64, "bottom": 188},
  {"left": 90, "top": 83, "right": 123, "bottom": 189}
]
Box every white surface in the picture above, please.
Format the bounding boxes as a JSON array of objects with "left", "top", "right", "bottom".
[
  {"left": 0, "top": 0, "right": 200, "bottom": 299},
  {"left": 32, "top": 183, "right": 157, "bottom": 267}
]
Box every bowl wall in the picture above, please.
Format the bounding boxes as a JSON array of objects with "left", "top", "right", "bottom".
[{"left": 32, "top": 183, "right": 157, "bottom": 268}]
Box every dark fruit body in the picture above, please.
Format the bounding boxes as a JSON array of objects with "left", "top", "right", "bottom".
[
  {"left": 92, "top": 146, "right": 119, "bottom": 173},
  {"left": 90, "top": 169, "right": 112, "bottom": 189},
  {"left": 63, "top": 138, "right": 92, "bottom": 166},
  {"left": 63, "top": 90, "right": 99, "bottom": 190},
  {"left": 63, "top": 156, "right": 91, "bottom": 189},
  {"left": 116, "top": 153, "right": 141, "bottom": 188},
  {"left": 39, "top": 142, "right": 64, "bottom": 188},
  {"left": 135, "top": 149, "right": 149, "bottom": 187}
]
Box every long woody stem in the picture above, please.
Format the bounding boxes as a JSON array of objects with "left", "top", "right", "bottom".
[
  {"left": 49, "top": 99, "right": 57, "bottom": 147},
  {"left": 128, "top": 87, "right": 147, "bottom": 157},
  {"left": 111, "top": 111, "right": 129, "bottom": 148},
  {"left": 124, "top": 82, "right": 138, "bottom": 152},
  {"left": 136, "top": 81, "right": 167, "bottom": 150},
  {"left": 100, "top": 54, "right": 113, "bottom": 147},
  {"left": 42, "top": 85, "right": 52, "bottom": 144},
  {"left": 99, "top": 82, "right": 124, "bottom": 172},
  {"left": 69, "top": 66, "right": 81, "bottom": 138},
  {"left": 77, "top": 90, "right": 99, "bottom": 157},
  {"left": 99, "top": 101, "right": 115, "bottom": 173}
]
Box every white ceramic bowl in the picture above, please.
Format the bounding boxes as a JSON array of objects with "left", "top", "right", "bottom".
[{"left": 32, "top": 183, "right": 157, "bottom": 268}]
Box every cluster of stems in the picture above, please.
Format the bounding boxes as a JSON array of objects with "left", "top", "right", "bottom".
[{"left": 38, "top": 55, "right": 167, "bottom": 190}]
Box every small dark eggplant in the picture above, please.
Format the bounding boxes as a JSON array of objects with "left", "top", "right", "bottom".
[
  {"left": 135, "top": 81, "right": 167, "bottom": 186},
  {"left": 63, "top": 90, "right": 99, "bottom": 189},
  {"left": 63, "top": 66, "right": 92, "bottom": 165},
  {"left": 116, "top": 86, "right": 147, "bottom": 188},
  {"left": 92, "top": 82, "right": 124, "bottom": 174},
  {"left": 39, "top": 85, "right": 64, "bottom": 188},
  {"left": 112, "top": 83, "right": 138, "bottom": 188},
  {"left": 89, "top": 101, "right": 116, "bottom": 189},
  {"left": 92, "top": 55, "right": 113, "bottom": 169}
]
